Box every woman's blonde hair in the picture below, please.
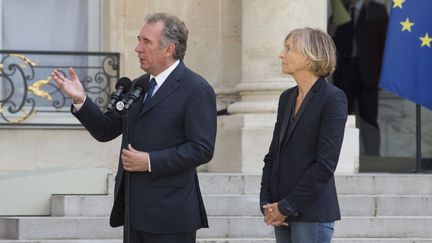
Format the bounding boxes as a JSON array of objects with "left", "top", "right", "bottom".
[{"left": 285, "top": 27, "right": 337, "bottom": 77}]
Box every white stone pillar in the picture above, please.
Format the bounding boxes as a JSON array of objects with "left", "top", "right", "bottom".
[{"left": 210, "top": 0, "right": 358, "bottom": 173}]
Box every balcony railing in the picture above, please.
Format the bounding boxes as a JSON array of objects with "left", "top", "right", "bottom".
[{"left": 0, "top": 50, "right": 120, "bottom": 126}]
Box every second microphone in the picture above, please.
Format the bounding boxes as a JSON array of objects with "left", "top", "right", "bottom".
[{"left": 116, "top": 77, "right": 149, "bottom": 112}]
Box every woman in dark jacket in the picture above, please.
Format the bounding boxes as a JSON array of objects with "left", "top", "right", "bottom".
[{"left": 260, "top": 27, "right": 348, "bottom": 243}]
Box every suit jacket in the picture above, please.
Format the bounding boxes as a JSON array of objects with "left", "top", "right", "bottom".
[
  {"left": 260, "top": 77, "right": 348, "bottom": 222},
  {"left": 73, "top": 61, "right": 217, "bottom": 233},
  {"left": 332, "top": 1, "right": 388, "bottom": 87}
]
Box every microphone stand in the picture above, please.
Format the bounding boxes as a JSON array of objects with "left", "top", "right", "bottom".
[
  {"left": 121, "top": 110, "right": 131, "bottom": 243},
  {"left": 111, "top": 83, "right": 146, "bottom": 242}
]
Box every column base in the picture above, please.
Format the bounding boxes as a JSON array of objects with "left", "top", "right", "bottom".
[
  {"left": 337, "top": 115, "right": 360, "bottom": 173},
  {"left": 208, "top": 113, "right": 276, "bottom": 173}
]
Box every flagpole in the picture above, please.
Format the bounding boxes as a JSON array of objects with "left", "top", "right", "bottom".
[{"left": 415, "top": 104, "right": 422, "bottom": 172}]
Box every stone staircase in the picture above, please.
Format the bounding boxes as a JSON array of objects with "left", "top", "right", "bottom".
[{"left": 1, "top": 173, "right": 432, "bottom": 242}]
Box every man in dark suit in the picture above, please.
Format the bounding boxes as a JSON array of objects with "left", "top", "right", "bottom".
[
  {"left": 330, "top": 0, "right": 388, "bottom": 155},
  {"left": 52, "top": 13, "right": 216, "bottom": 243}
]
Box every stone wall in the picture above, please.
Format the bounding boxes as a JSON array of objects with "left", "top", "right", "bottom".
[{"left": 101, "top": 0, "right": 242, "bottom": 97}]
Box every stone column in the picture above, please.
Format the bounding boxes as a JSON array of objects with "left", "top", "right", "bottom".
[{"left": 209, "top": 0, "right": 358, "bottom": 173}]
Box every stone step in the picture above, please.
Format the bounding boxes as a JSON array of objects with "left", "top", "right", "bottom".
[
  {"left": 333, "top": 240, "right": 432, "bottom": 243},
  {"left": 335, "top": 216, "right": 432, "bottom": 238},
  {"left": 196, "top": 173, "right": 432, "bottom": 196},
  {"left": 2, "top": 216, "right": 432, "bottom": 240},
  {"left": 339, "top": 195, "right": 432, "bottom": 217},
  {"left": 51, "top": 194, "right": 432, "bottom": 217},
  {"left": 51, "top": 195, "right": 113, "bottom": 217},
  {"left": 2, "top": 239, "right": 432, "bottom": 243},
  {"left": 0, "top": 217, "right": 121, "bottom": 240},
  {"left": 0, "top": 240, "right": 270, "bottom": 243},
  {"left": 0, "top": 168, "right": 111, "bottom": 216},
  {"left": 0, "top": 240, "right": 267, "bottom": 243},
  {"left": 0, "top": 240, "right": 273, "bottom": 243},
  {"left": 202, "top": 216, "right": 432, "bottom": 238}
]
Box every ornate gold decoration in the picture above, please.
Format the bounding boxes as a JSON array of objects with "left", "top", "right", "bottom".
[
  {"left": 10, "top": 54, "right": 37, "bottom": 67},
  {"left": 0, "top": 102, "right": 36, "bottom": 123},
  {"left": 0, "top": 54, "right": 40, "bottom": 123},
  {"left": 9, "top": 109, "right": 36, "bottom": 124},
  {"left": 28, "top": 77, "right": 53, "bottom": 101}
]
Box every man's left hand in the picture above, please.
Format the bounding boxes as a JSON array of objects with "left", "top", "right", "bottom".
[{"left": 121, "top": 144, "right": 149, "bottom": 172}]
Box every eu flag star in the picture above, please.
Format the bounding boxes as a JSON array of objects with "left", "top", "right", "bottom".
[
  {"left": 420, "top": 33, "right": 432, "bottom": 47},
  {"left": 400, "top": 17, "right": 414, "bottom": 32},
  {"left": 393, "top": 0, "right": 405, "bottom": 9}
]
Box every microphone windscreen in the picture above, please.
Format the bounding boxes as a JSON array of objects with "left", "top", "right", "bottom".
[
  {"left": 133, "top": 77, "right": 149, "bottom": 92},
  {"left": 115, "top": 77, "right": 132, "bottom": 91}
]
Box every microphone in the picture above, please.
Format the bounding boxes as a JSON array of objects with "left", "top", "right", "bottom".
[
  {"left": 107, "top": 77, "right": 132, "bottom": 110},
  {"left": 116, "top": 77, "right": 149, "bottom": 111}
]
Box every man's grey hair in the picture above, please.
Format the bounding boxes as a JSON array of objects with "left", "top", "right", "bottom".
[{"left": 145, "top": 13, "right": 188, "bottom": 60}]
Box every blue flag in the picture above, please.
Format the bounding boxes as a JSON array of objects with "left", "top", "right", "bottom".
[{"left": 380, "top": 0, "right": 432, "bottom": 110}]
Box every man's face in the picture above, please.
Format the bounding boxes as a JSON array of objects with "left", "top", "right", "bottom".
[{"left": 135, "top": 21, "right": 168, "bottom": 75}]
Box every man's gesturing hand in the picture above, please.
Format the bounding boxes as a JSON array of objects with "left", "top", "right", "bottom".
[{"left": 51, "top": 68, "right": 85, "bottom": 104}]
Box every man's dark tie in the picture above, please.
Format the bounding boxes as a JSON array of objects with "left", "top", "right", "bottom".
[
  {"left": 143, "top": 78, "right": 157, "bottom": 107},
  {"left": 350, "top": 6, "right": 356, "bottom": 28},
  {"left": 346, "top": 6, "right": 356, "bottom": 57}
]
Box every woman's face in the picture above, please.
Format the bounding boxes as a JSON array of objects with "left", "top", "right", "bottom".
[{"left": 278, "top": 37, "right": 309, "bottom": 76}]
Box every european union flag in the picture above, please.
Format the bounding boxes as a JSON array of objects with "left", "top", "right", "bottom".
[{"left": 380, "top": 0, "right": 432, "bottom": 110}]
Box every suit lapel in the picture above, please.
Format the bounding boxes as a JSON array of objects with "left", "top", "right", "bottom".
[
  {"left": 138, "top": 62, "right": 185, "bottom": 116},
  {"left": 356, "top": 5, "right": 366, "bottom": 30},
  {"left": 281, "top": 78, "right": 326, "bottom": 148},
  {"left": 278, "top": 88, "right": 297, "bottom": 146}
]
